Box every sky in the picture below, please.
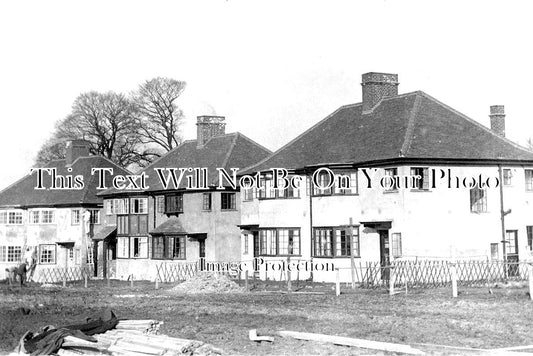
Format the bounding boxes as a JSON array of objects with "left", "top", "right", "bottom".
[{"left": 0, "top": 0, "right": 532, "bottom": 190}]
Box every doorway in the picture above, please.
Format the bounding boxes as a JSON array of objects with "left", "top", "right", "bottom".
[
  {"left": 505, "top": 230, "right": 519, "bottom": 277},
  {"left": 253, "top": 231, "right": 259, "bottom": 258},
  {"left": 379, "top": 230, "right": 390, "bottom": 280}
]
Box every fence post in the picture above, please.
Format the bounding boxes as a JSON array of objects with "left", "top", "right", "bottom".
[
  {"left": 245, "top": 270, "right": 249, "bottom": 291},
  {"left": 130, "top": 274, "right": 134, "bottom": 288},
  {"left": 389, "top": 265, "right": 395, "bottom": 296},
  {"left": 451, "top": 263, "right": 458, "bottom": 298},
  {"left": 155, "top": 277, "right": 159, "bottom": 290},
  {"left": 287, "top": 256, "right": 292, "bottom": 293},
  {"left": 63, "top": 269, "right": 67, "bottom": 288},
  {"left": 529, "top": 265, "right": 533, "bottom": 301},
  {"left": 335, "top": 268, "right": 340, "bottom": 296},
  {"left": 84, "top": 274, "right": 88, "bottom": 288}
]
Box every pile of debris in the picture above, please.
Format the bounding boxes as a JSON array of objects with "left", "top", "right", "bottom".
[
  {"left": 56, "top": 329, "right": 222, "bottom": 356},
  {"left": 171, "top": 272, "right": 245, "bottom": 294},
  {"left": 13, "top": 309, "right": 222, "bottom": 356}
]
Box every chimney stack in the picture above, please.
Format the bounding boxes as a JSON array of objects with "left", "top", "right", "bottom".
[
  {"left": 489, "top": 105, "right": 505, "bottom": 137},
  {"left": 361, "top": 72, "right": 399, "bottom": 113},
  {"left": 66, "top": 140, "right": 91, "bottom": 165},
  {"left": 196, "top": 115, "right": 226, "bottom": 148}
]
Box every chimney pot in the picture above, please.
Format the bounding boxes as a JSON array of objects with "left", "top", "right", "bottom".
[
  {"left": 361, "top": 72, "right": 399, "bottom": 113},
  {"left": 196, "top": 115, "right": 226, "bottom": 148},
  {"left": 489, "top": 105, "right": 506, "bottom": 137}
]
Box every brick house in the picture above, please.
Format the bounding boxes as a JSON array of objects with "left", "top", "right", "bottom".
[
  {"left": 239, "top": 72, "right": 533, "bottom": 282},
  {"left": 97, "top": 116, "right": 271, "bottom": 280},
  {"left": 0, "top": 140, "right": 129, "bottom": 280}
]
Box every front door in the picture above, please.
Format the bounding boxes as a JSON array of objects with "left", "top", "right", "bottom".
[
  {"left": 506, "top": 230, "right": 519, "bottom": 277},
  {"left": 199, "top": 239, "right": 206, "bottom": 258},
  {"left": 253, "top": 231, "right": 259, "bottom": 258},
  {"left": 379, "top": 230, "right": 390, "bottom": 280}
]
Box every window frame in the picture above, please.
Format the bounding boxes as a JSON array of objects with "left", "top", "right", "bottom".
[
  {"left": 383, "top": 168, "right": 399, "bottom": 192},
  {"left": 259, "top": 175, "right": 301, "bottom": 199},
  {"left": 90, "top": 210, "right": 100, "bottom": 225},
  {"left": 312, "top": 226, "right": 360, "bottom": 258},
  {"left": 503, "top": 169, "right": 512, "bottom": 186},
  {"left": 258, "top": 227, "right": 301, "bottom": 257},
  {"left": 151, "top": 235, "right": 186, "bottom": 260},
  {"left": 470, "top": 186, "right": 487, "bottom": 213},
  {"left": 391, "top": 232, "right": 402, "bottom": 258},
  {"left": 410, "top": 167, "right": 430, "bottom": 191},
  {"left": 526, "top": 225, "right": 533, "bottom": 251},
  {"left": 221, "top": 192, "right": 236, "bottom": 210},
  {"left": 71, "top": 209, "right": 81, "bottom": 225},
  {"left": 130, "top": 197, "right": 148, "bottom": 214},
  {"left": 2, "top": 211, "right": 23, "bottom": 225},
  {"left": 7, "top": 246, "right": 22, "bottom": 262},
  {"left": 526, "top": 169, "right": 533, "bottom": 191},
  {"left": 202, "top": 193, "right": 212, "bottom": 211},
  {"left": 165, "top": 194, "right": 184, "bottom": 214},
  {"left": 39, "top": 244, "right": 56, "bottom": 264}
]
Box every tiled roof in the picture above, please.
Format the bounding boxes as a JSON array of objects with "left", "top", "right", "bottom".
[
  {"left": 99, "top": 132, "right": 271, "bottom": 195},
  {"left": 150, "top": 217, "right": 187, "bottom": 235},
  {"left": 92, "top": 225, "right": 117, "bottom": 241},
  {"left": 0, "top": 156, "right": 130, "bottom": 208},
  {"left": 244, "top": 91, "right": 533, "bottom": 173}
]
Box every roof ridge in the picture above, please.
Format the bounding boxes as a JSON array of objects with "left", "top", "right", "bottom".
[
  {"left": 221, "top": 133, "right": 240, "bottom": 169},
  {"left": 240, "top": 102, "right": 362, "bottom": 173},
  {"left": 233, "top": 131, "right": 272, "bottom": 155},
  {"left": 400, "top": 93, "right": 423, "bottom": 157},
  {"left": 417, "top": 91, "right": 533, "bottom": 155},
  {"left": 140, "top": 141, "right": 193, "bottom": 173}
]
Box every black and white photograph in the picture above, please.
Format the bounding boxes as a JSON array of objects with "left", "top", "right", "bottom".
[{"left": 2, "top": 1, "right": 533, "bottom": 355}]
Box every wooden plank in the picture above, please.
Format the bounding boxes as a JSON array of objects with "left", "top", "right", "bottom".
[
  {"left": 249, "top": 329, "right": 274, "bottom": 342},
  {"left": 278, "top": 330, "right": 425, "bottom": 355}
]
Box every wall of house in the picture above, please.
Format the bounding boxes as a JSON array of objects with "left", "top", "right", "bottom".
[
  {"left": 240, "top": 164, "right": 533, "bottom": 283},
  {"left": 105, "top": 190, "right": 242, "bottom": 281},
  {"left": 0, "top": 207, "right": 101, "bottom": 280}
]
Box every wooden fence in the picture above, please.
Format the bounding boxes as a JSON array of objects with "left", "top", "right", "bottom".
[
  {"left": 36, "top": 264, "right": 94, "bottom": 284},
  {"left": 155, "top": 260, "right": 244, "bottom": 283},
  {"left": 360, "top": 260, "right": 529, "bottom": 289},
  {"left": 156, "top": 262, "right": 199, "bottom": 283}
]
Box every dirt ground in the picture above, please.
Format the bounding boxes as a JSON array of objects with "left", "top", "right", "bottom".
[{"left": 1, "top": 279, "right": 533, "bottom": 355}]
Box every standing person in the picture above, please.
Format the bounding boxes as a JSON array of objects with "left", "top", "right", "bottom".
[{"left": 24, "top": 247, "right": 37, "bottom": 283}]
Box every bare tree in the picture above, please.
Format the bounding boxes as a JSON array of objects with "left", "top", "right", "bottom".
[
  {"left": 134, "top": 77, "right": 186, "bottom": 151},
  {"left": 34, "top": 137, "right": 68, "bottom": 167},
  {"left": 34, "top": 91, "right": 159, "bottom": 169}
]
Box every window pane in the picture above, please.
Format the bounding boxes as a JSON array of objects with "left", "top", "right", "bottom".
[
  {"left": 8, "top": 246, "right": 22, "bottom": 262},
  {"left": 203, "top": 193, "right": 212, "bottom": 210},
  {"left": 152, "top": 237, "right": 164, "bottom": 259},
  {"left": 117, "top": 237, "right": 129, "bottom": 258},
  {"left": 39, "top": 244, "right": 56, "bottom": 264},
  {"left": 221, "top": 193, "right": 236, "bottom": 210},
  {"left": 391, "top": 233, "right": 402, "bottom": 258}
]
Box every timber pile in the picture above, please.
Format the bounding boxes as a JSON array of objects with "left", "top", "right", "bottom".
[
  {"left": 171, "top": 272, "right": 244, "bottom": 294},
  {"left": 54, "top": 320, "right": 223, "bottom": 356},
  {"left": 115, "top": 320, "right": 163, "bottom": 334}
]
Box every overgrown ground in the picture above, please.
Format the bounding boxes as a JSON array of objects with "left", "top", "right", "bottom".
[{"left": 1, "top": 279, "right": 533, "bottom": 355}]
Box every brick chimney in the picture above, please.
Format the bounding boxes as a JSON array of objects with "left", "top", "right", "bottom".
[
  {"left": 361, "top": 72, "right": 399, "bottom": 113},
  {"left": 489, "top": 105, "right": 505, "bottom": 137},
  {"left": 196, "top": 115, "right": 226, "bottom": 148},
  {"left": 66, "top": 140, "right": 91, "bottom": 165}
]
